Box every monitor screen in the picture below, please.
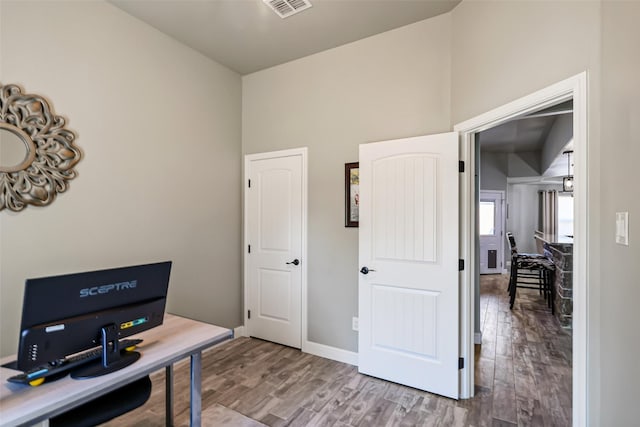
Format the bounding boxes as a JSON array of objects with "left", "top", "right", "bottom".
[{"left": 16, "top": 261, "right": 172, "bottom": 377}]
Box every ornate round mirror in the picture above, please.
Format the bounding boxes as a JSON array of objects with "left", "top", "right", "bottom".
[
  {"left": 0, "top": 84, "right": 82, "bottom": 212},
  {"left": 1, "top": 123, "right": 37, "bottom": 173}
]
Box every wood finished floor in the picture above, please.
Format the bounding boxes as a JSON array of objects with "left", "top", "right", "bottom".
[{"left": 103, "top": 274, "right": 572, "bottom": 427}]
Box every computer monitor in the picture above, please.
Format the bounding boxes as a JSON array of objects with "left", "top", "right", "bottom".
[{"left": 16, "top": 261, "right": 172, "bottom": 378}]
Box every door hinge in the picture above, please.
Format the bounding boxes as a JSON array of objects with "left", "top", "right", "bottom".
[
  {"left": 247, "top": 310, "right": 251, "bottom": 319},
  {"left": 459, "top": 357, "right": 464, "bottom": 369},
  {"left": 248, "top": 179, "right": 251, "bottom": 188},
  {"left": 459, "top": 259, "right": 465, "bottom": 271},
  {"left": 248, "top": 244, "right": 251, "bottom": 253},
  {"left": 459, "top": 161, "right": 465, "bottom": 173}
]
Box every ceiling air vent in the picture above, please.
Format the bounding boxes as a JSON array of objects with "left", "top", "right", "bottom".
[{"left": 263, "top": 0, "right": 312, "bottom": 19}]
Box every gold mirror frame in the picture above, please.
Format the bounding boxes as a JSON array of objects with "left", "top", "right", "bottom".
[{"left": 0, "top": 83, "right": 82, "bottom": 212}]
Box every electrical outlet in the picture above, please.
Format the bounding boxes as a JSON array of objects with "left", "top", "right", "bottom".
[{"left": 352, "top": 317, "right": 359, "bottom": 331}]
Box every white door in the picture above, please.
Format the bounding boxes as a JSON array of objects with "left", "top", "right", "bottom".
[
  {"left": 479, "top": 191, "right": 504, "bottom": 274},
  {"left": 245, "top": 149, "right": 305, "bottom": 349},
  {"left": 358, "top": 133, "right": 460, "bottom": 399}
]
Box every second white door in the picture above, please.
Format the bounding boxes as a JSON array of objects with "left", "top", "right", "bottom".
[
  {"left": 358, "top": 132, "right": 460, "bottom": 399},
  {"left": 479, "top": 191, "right": 504, "bottom": 275},
  {"left": 245, "top": 149, "right": 305, "bottom": 348}
]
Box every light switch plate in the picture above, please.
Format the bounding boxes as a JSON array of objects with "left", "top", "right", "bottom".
[{"left": 615, "top": 212, "right": 629, "bottom": 246}]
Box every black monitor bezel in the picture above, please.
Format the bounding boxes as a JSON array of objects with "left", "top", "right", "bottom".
[{"left": 16, "top": 261, "right": 172, "bottom": 372}]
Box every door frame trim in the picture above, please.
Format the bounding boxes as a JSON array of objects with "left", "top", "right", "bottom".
[
  {"left": 243, "top": 147, "right": 308, "bottom": 347},
  {"left": 454, "top": 72, "right": 588, "bottom": 427}
]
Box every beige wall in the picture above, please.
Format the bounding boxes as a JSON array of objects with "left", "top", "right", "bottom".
[
  {"left": 451, "top": 0, "right": 601, "bottom": 124},
  {"left": 600, "top": 1, "right": 640, "bottom": 424},
  {"left": 451, "top": 1, "right": 603, "bottom": 422},
  {"left": 0, "top": 1, "right": 243, "bottom": 356},
  {"left": 243, "top": 15, "right": 452, "bottom": 352},
  {"left": 3, "top": 1, "right": 638, "bottom": 422}
]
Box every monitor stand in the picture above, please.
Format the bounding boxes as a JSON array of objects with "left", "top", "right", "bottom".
[{"left": 71, "top": 324, "right": 140, "bottom": 379}]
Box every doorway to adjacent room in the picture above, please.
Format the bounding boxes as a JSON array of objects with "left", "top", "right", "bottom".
[{"left": 455, "top": 72, "right": 587, "bottom": 425}]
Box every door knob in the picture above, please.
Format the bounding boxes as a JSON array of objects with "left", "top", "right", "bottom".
[
  {"left": 286, "top": 259, "right": 300, "bottom": 266},
  {"left": 360, "top": 266, "right": 376, "bottom": 275}
]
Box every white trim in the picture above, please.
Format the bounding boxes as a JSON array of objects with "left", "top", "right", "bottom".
[
  {"left": 572, "top": 72, "right": 589, "bottom": 427},
  {"left": 233, "top": 326, "right": 246, "bottom": 338},
  {"left": 454, "top": 72, "right": 588, "bottom": 425},
  {"left": 301, "top": 150, "right": 309, "bottom": 352},
  {"left": 303, "top": 340, "right": 358, "bottom": 366},
  {"left": 457, "top": 130, "right": 474, "bottom": 399},
  {"left": 474, "top": 332, "right": 482, "bottom": 345},
  {"left": 243, "top": 147, "right": 308, "bottom": 349}
]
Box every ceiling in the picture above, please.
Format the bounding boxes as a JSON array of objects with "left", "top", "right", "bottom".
[
  {"left": 478, "top": 115, "right": 559, "bottom": 154},
  {"left": 478, "top": 101, "right": 573, "bottom": 154},
  {"left": 109, "top": 0, "right": 461, "bottom": 75},
  {"left": 478, "top": 101, "right": 574, "bottom": 181}
]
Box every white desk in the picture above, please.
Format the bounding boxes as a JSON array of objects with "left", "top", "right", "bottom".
[{"left": 0, "top": 314, "right": 232, "bottom": 427}]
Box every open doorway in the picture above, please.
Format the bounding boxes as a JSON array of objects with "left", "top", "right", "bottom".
[
  {"left": 474, "top": 99, "right": 574, "bottom": 424},
  {"left": 455, "top": 73, "right": 588, "bottom": 425}
]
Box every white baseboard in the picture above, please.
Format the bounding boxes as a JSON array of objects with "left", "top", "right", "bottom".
[
  {"left": 232, "top": 328, "right": 357, "bottom": 366},
  {"left": 233, "top": 325, "right": 246, "bottom": 338},
  {"left": 474, "top": 331, "right": 483, "bottom": 345},
  {"left": 302, "top": 340, "right": 358, "bottom": 366}
]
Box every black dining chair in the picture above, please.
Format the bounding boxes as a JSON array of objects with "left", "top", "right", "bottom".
[{"left": 505, "top": 232, "right": 555, "bottom": 312}]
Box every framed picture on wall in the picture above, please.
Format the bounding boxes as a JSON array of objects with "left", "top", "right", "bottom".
[{"left": 345, "top": 162, "right": 359, "bottom": 227}]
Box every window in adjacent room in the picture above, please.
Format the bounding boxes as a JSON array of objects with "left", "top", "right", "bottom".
[
  {"left": 479, "top": 200, "right": 496, "bottom": 236},
  {"left": 558, "top": 193, "right": 574, "bottom": 237}
]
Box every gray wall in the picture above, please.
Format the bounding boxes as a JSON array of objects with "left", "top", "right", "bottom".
[
  {"left": 0, "top": 1, "right": 243, "bottom": 356},
  {"left": 451, "top": 0, "right": 602, "bottom": 422},
  {"left": 2, "top": 2, "right": 638, "bottom": 423},
  {"left": 243, "top": 15, "right": 452, "bottom": 352},
  {"left": 541, "top": 114, "right": 573, "bottom": 174},
  {"left": 479, "top": 152, "right": 507, "bottom": 193},
  {"left": 506, "top": 184, "right": 561, "bottom": 255},
  {"left": 506, "top": 184, "right": 537, "bottom": 254},
  {"left": 507, "top": 151, "right": 541, "bottom": 177},
  {"left": 600, "top": 1, "right": 640, "bottom": 424}
]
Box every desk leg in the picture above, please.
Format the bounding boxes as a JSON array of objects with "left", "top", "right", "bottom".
[
  {"left": 166, "top": 364, "right": 174, "bottom": 427},
  {"left": 190, "top": 351, "right": 202, "bottom": 427}
]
